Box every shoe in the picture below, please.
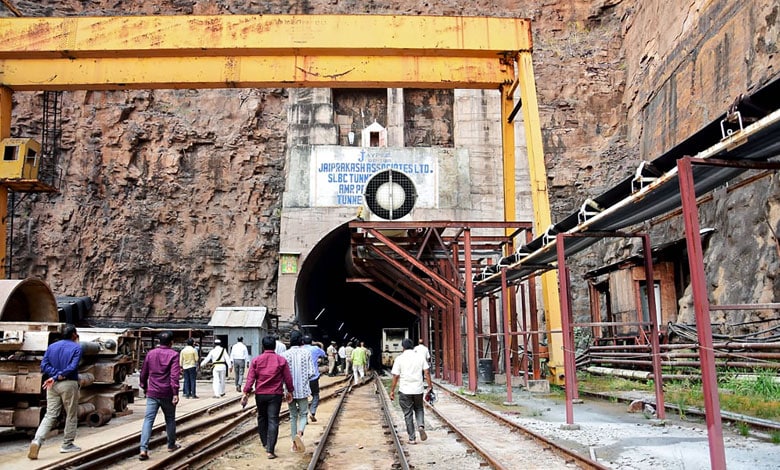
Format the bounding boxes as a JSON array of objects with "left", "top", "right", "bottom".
[
  {"left": 192, "top": 395, "right": 199, "bottom": 399},
  {"left": 267, "top": 452, "right": 277, "bottom": 459},
  {"left": 60, "top": 443, "right": 81, "bottom": 453},
  {"left": 185, "top": 395, "right": 191, "bottom": 399},
  {"left": 408, "top": 438, "right": 417, "bottom": 445},
  {"left": 220, "top": 394, "right": 225, "bottom": 397},
  {"left": 309, "top": 414, "right": 317, "bottom": 422},
  {"left": 168, "top": 443, "right": 181, "bottom": 452},
  {"left": 418, "top": 426, "right": 427, "bottom": 441},
  {"left": 293, "top": 435, "right": 305, "bottom": 453},
  {"left": 28, "top": 440, "right": 40, "bottom": 460},
  {"left": 213, "top": 395, "right": 220, "bottom": 399},
  {"left": 139, "top": 451, "right": 149, "bottom": 461},
  {"left": 236, "top": 386, "right": 241, "bottom": 392}
]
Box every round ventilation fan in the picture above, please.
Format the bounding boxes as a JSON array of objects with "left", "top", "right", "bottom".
[{"left": 363, "top": 169, "right": 417, "bottom": 220}]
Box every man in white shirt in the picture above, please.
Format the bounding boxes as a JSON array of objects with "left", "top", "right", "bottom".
[
  {"left": 413, "top": 338, "right": 431, "bottom": 363},
  {"left": 389, "top": 338, "right": 433, "bottom": 445},
  {"left": 274, "top": 335, "right": 287, "bottom": 355},
  {"left": 337, "top": 344, "right": 347, "bottom": 372},
  {"left": 230, "top": 337, "right": 250, "bottom": 392},
  {"left": 200, "top": 339, "right": 233, "bottom": 398}
]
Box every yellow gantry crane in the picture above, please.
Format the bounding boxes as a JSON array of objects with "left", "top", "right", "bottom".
[{"left": 0, "top": 14, "right": 565, "bottom": 385}]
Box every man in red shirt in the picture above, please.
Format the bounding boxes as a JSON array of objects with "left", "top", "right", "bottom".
[
  {"left": 241, "top": 335, "right": 294, "bottom": 459},
  {"left": 138, "top": 330, "right": 181, "bottom": 460}
]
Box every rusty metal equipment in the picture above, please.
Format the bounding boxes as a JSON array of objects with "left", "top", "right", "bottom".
[{"left": 0, "top": 279, "right": 138, "bottom": 429}]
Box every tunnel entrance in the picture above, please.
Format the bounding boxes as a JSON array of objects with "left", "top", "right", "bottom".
[{"left": 295, "top": 222, "right": 419, "bottom": 369}]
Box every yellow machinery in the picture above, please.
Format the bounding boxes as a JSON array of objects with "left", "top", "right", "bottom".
[
  {"left": 0, "top": 137, "right": 41, "bottom": 180},
  {"left": 0, "top": 14, "right": 565, "bottom": 385}
]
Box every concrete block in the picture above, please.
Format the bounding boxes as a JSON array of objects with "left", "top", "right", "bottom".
[{"left": 526, "top": 380, "right": 550, "bottom": 394}]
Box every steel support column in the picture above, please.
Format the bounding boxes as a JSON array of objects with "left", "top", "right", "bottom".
[
  {"left": 556, "top": 233, "right": 577, "bottom": 425},
  {"left": 641, "top": 233, "right": 666, "bottom": 420},
  {"left": 464, "top": 229, "right": 478, "bottom": 392},
  {"left": 500, "top": 267, "right": 514, "bottom": 403},
  {"left": 678, "top": 156, "right": 726, "bottom": 469},
  {"left": 489, "top": 294, "right": 499, "bottom": 369}
]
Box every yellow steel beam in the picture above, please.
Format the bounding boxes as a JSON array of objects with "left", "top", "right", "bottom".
[
  {"left": 0, "top": 55, "right": 514, "bottom": 91},
  {"left": 0, "top": 15, "right": 532, "bottom": 60},
  {"left": 516, "top": 51, "right": 564, "bottom": 384}
]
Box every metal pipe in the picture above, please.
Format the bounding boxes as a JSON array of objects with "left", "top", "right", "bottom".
[{"left": 87, "top": 408, "right": 113, "bottom": 427}]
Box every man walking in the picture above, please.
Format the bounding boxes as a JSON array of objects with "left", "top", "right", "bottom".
[
  {"left": 180, "top": 338, "right": 199, "bottom": 399},
  {"left": 28, "top": 324, "right": 83, "bottom": 459},
  {"left": 350, "top": 341, "right": 368, "bottom": 384},
  {"left": 200, "top": 338, "right": 233, "bottom": 398},
  {"left": 302, "top": 334, "right": 326, "bottom": 422},
  {"left": 139, "top": 330, "right": 181, "bottom": 460},
  {"left": 282, "top": 331, "right": 315, "bottom": 453},
  {"left": 344, "top": 341, "right": 354, "bottom": 376},
  {"left": 242, "top": 336, "right": 293, "bottom": 460},
  {"left": 338, "top": 343, "right": 347, "bottom": 372},
  {"left": 414, "top": 338, "right": 431, "bottom": 363},
  {"left": 389, "top": 338, "right": 433, "bottom": 445},
  {"left": 230, "top": 337, "right": 250, "bottom": 392},
  {"left": 326, "top": 340, "right": 338, "bottom": 376}
]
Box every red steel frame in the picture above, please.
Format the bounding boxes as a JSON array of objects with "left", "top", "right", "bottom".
[{"left": 556, "top": 231, "right": 666, "bottom": 425}]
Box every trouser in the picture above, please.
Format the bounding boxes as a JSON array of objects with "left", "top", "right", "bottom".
[
  {"left": 140, "top": 397, "right": 176, "bottom": 452},
  {"left": 254, "top": 393, "right": 283, "bottom": 454},
  {"left": 212, "top": 365, "right": 227, "bottom": 396},
  {"left": 182, "top": 367, "right": 197, "bottom": 397},
  {"left": 33, "top": 380, "right": 80, "bottom": 446},
  {"left": 233, "top": 359, "right": 246, "bottom": 389},
  {"left": 345, "top": 359, "right": 353, "bottom": 375},
  {"left": 328, "top": 357, "right": 337, "bottom": 375},
  {"left": 309, "top": 378, "right": 320, "bottom": 416},
  {"left": 352, "top": 364, "right": 365, "bottom": 384},
  {"left": 399, "top": 392, "right": 425, "bottom": 440},
  {"left": 288, "top": 397, "right": 309, "bottom": 439}
]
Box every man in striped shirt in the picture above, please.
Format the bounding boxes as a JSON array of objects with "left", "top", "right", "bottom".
[{"left": 282, "top": 331, "right": 315, "bottom": 453}]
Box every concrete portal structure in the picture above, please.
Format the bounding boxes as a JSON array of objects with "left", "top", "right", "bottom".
[{"left": 277, "top": 88, "right": 534, "bottom": 360}]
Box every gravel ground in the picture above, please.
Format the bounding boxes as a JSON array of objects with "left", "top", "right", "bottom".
[{"left": 438, "top": 382, "right": 780, "bottom": 470}]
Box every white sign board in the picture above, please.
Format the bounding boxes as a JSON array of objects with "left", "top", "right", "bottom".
[{"left": 311, "top": 147, "right": 438, "bottom": 208}]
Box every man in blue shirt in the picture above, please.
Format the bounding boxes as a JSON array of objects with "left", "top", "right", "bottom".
[
  {"left": 29, "top": 324, "right": 83, "bottom": 459},
  {"left": 302, "top": 334, "right": 327, "bottom": 422}
]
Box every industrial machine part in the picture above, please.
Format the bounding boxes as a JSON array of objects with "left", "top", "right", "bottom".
[{"left": 0, "top": 279, "right": 139, "bottom": 429}]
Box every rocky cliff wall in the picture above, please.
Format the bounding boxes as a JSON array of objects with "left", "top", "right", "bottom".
[{"left": 3, "top": 0, "right": 778, "bottom": 326}]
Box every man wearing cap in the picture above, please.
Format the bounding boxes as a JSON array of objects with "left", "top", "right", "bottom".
[
  {"left": 200, "top": 338, "right": 233, "bottom": 398},
  {"left": 230, "top": 337, "right": 250, "bottom": 392},
  {"left": 326, "top": 341, "right": 338, "bottom": 376}
]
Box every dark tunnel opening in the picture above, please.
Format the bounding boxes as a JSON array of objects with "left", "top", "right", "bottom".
[{"left": 294, "top": 222, "right": 419, "bottom": 369}]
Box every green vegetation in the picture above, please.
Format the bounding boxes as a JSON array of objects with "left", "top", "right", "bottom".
[{"left": 577, "top": 370, "right": 780, "bottom": 422}]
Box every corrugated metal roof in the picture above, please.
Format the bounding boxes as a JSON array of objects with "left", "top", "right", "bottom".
[{"left": 208, "top": 306, "right": 268, "bottom": 327}]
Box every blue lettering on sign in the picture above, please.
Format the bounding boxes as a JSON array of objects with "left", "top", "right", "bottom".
[{"left": 318, "top": 156, "right": 433, "bottom": 206}]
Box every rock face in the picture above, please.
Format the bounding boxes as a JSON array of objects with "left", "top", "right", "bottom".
[{"left": 4, "top": 1, "right": 779, "bottom": 327}]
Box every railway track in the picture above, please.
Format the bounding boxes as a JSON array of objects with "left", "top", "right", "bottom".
[
  {"left": 309, "top": 375, "right": 409, "bottom": 470},
  {"left": 422, "top": 383, "right": 609, "bottom": 470},
  {"left": 36, "top": 376, "right": 351, "bottom": 470}
]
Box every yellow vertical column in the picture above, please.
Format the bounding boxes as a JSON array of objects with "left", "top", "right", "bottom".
[
  {"left": 0, "top": 86, "right": 11, "bottom": 279},
  {"left": 516, "top": 52, "right": 565, "bottom": 384}
]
